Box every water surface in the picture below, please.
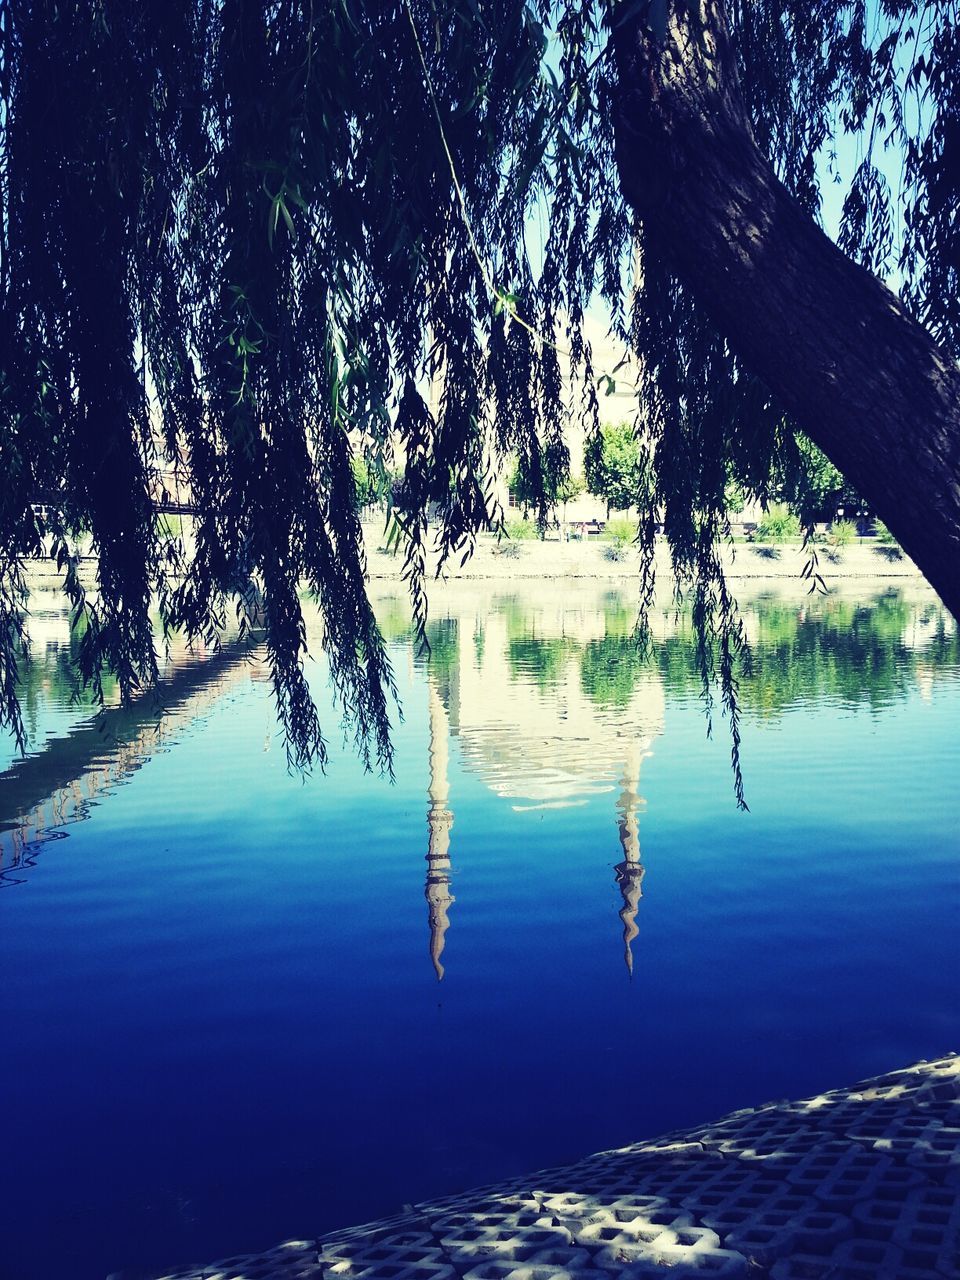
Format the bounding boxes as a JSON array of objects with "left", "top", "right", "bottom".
[{"left": 1, "top": 584, "right": 958, "bottom": 1280}]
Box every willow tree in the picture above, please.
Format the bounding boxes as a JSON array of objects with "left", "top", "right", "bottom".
[{"left": 1, "top": 1, "right": 958, "bottom": 773}]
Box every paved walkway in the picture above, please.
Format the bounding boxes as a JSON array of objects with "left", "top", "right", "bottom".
[{"left": 136, "top": 1055, "right": 959, "bottom": 1280}]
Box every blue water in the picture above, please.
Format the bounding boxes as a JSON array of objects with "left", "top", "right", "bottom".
[{"left": 1, "top": 585, "right": 958, "bottom": 1280}]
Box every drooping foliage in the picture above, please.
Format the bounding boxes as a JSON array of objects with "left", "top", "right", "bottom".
[{"left": 0, "top": 1, "right": 957, "bottom": 783}]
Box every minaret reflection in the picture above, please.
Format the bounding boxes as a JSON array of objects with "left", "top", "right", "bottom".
[
  {"left": 425, "top": 682, "right": 455, "bottom": 980},
  {"left": 614, "top": 740, "right": 646, "bottom": 976}
]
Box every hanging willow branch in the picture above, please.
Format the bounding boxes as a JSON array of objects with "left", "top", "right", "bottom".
[{"left": 1, "top": 1, "right": 958, "bottom": 795}]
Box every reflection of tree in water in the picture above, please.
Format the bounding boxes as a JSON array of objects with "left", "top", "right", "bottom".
[
  {"left": 575, "top": 592, "right": 960, "bottom": 717},
  {"left": 502, "top": 595, "right": 581, "bottom": 692},
  {"left": 15, "top": 625, "right": 120, "bottom": 747},
  {"left": 500, "top": 595, "right": 533, "bottom": 644},
  {"left": 421, "top": 617, "right": 459, "bottom": 709},
  {"left": 14, "top": 588, "right": 950, "bottom": 974},
  {"left": 380, "top": 589, "right": 957, "bottom": 721},
  {"left": 473, "top": 621, "right": 486, "bottom": 667},
  {"left": 506, "top": 636, "right": 578, "bottom": 692},
  {"left": 579, "top": 597, "right": 649, "bottom": 709},
  {"left": 655, "top": 593, "right": 960, "bottom": 715},
  {"left": 372, "top": 595, "right": 414, "bottom": 645},
  {"left": 580, "top": 634, "right": 647, "bottom": 707}
]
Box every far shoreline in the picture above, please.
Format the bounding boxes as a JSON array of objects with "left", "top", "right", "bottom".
[
  {"left": 20, "top": 532, "right": 934, "bottom": 602},
  {"left": 363, "top": 530, "right": 928, "bottom": 588}
]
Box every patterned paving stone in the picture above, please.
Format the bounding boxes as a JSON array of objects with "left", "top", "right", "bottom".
[
  {"left": 598, "top": 1242, "right": 748, "bottom": 1277},
  {"left": 785, "top": 1143, "right": 906, "bottom": 1208},
  {"left": 784, "top": 1093, "right": 913, "bottom": 1139},
  {"left": 538, "top": 1191, "right": 671, "bottom": 1226},
  {"left": 135, "top": 1239, "right": 321, "bottom": 1280},
  {"left": 905, "top": 1125, "right": 960, "bottom": 1183},
  {"left": 678, "top": 1164, "right": 787, "bottom": 1219},
  {"left": 768, "top": 1230, "right": 953, "bottom": 1279},
  {"left": 321, "top": 1214, "right": 432, "bottom": 1249},
  {"left": 724, "top": 1204, "right": 851, "bottom": 1265},
  {"left": 687, "top": 1109, "right": 785, "bottom": 1142},
  {"left": 591, "top": 1221, "right": 735, "bottom": 1271},
  {"left": 860, "top": 1113, "right": 960, "bottom": 1180},
  {"left": 321, "top": 1231, "right": 456, "bottom": 1279},
  {"left": 851, "top": 1182, "right": 960, "bottom": 1278},
  {"left": 136, "top": 1055, "right": 960, "bottom": 1280},
  {"left": 626, "top": 1138, "right": 713, "bottom": 1159},
  {"left": 430, "top": 1207, "right": 573, "bottom": 1267},
  {"left": 698, "top": 1185, "right": 813, "bottom": 1237},
  {"left": 528, "top": 1154, "right": 721, "bottom": 1205},
  {"left": 646, "top": 1160, "right": 746, "bottom": 1208},
  {"left": 460, "top": 1262, "right": 610, "bottom": 1280},
  {"left": 325, "top": 1251, "right": 458, "bottom": 1280},
  {"left": 916, "top": 1097, "right": 960, "bottom": 1130},
  {"left": 418, "top": 1187, "right": 542, "bottom": 1220},
  {"left": 911, "top": 1058, "right": 960, "bottom": 1104},
  {"left": 574, "top": 1203, "right": 698, "bottom": 1253},
  {"left": 768, "top": 1236, "right": 909, "bottom": 1279},
  {"left": 676, "top": 1109, "right": 828, "bottom": 1177},
  {"left": 847, "top": 1057, "right": 960, "bottom": 1108}
]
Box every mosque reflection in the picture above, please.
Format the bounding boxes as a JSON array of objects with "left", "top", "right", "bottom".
[
  {"left": 422, "top": 703, "right": 653, "bottom": 980},
  {"left": 3, "top": 587, "right": 958, "bottom": 982},
  {"left": 410, "top": 585, "right": 960, "bottom": 981},
  {"left": 415, "top": 595, "right": 666, "bottom": 980},
  {"left": 426, "top": 681, "right": 455, "bottom": 980},
  {"left": 615, "top": 742, "right": 646, "bottom": 977}
]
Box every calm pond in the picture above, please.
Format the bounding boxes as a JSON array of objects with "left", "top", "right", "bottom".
[{"left": 1, "top": 583, "right": 958, "bottom": 1280}]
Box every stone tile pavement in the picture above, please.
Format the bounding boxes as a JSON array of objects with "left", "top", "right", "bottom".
[{"left": 127, "top": 1055, "right": 960, "bottom": 1280}]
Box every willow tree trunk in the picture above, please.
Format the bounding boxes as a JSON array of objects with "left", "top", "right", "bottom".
[{"left": 612, "top": 1, "right": 960, "bottom": 618}]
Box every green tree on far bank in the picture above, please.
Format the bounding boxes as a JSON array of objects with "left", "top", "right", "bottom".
[
  {"left": 351, "top": 457, "right": 395, "bottom": 511},
  {"left": 775, "top": 435, "right": 865, "bottom": 525},
  {"left": 555, "top": 473, "right": 585, "bottom": 519},
  {"left": 507, "top": 458, "right": 584, "bottom": 523},
  {"left": 584, "top": 422, "right": 642, "bottom": 515}
]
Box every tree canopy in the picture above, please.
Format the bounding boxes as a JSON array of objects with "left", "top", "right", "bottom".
[
  {"left": 585, "top": 420, "right": 643, "bottom": 514},
  {"left": 1, "top": 1, "right": 958, "bottom": 776}
]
